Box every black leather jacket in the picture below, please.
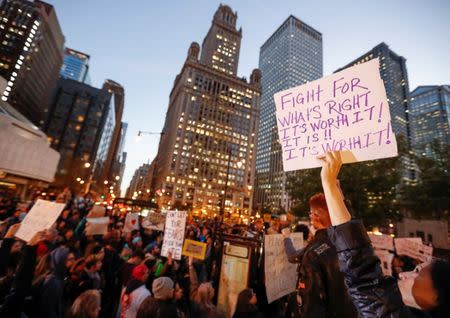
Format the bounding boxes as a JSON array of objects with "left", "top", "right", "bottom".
[
  {"left": 327, "top": 219, "right": 436, "bottom": 318},
  {"left": 284, "top": 229, "right": 358, "bottom": 318}
]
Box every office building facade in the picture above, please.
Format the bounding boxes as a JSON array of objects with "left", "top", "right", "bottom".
[
  {"left": 336, "top": 42, "right": 413, "bottom": 181},
  {"left": 255, "top": 15, "right": 323, "bottom": 213},
  {"left": 152, "top": 5, "right": 261, "bottom": 217},
  {"left": 410, "top": 85, "right": 450, "bottom": 157},
  {"left": 44, "top": 78, "right": 115, "bottom": 191},
  {"left": 101, "top": 80, "right": 126, "bottom": 189},
  {"left": 0, "top": 0, "right": 64, "bottom": 127},
  {"left": 60, "top": 47, "right": 91, "bottom": 84},
  {"left": 336, "top": 42, "right": 411, "bottom": 141}
]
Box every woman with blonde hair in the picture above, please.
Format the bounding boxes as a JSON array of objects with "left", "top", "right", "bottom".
[
  {"left": 189, "top": 257, "right": 224, "bottom": 318},
  {"left": 66, "top": 289, "right": 101, "bottom": 318}
]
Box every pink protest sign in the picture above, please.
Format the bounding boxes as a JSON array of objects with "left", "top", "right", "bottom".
[{"left": 274, "top": 58, "right": 398, "bottom": 171}]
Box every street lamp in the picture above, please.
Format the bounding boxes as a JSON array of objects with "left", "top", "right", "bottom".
[
  {"left": 84, "top": 162, "right": 91, "bottom": 168},
  {"left": 138, "top": 130, "right": 164, "bottom": 136}
]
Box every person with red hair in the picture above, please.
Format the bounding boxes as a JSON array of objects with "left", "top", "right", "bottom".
[
  {"left": 119, "top": 264, "right": 150, "bottom": 318},
  {"left": 282, "top": 192, "right": 357, "bottom": 318}
]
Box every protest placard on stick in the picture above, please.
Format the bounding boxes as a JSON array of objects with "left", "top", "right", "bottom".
[
  {"left": 15, "top": 199, "right": 65, "bottom": 242},
  {"left": 161, "top": 210, "right": 187, "bottom": 260},
  {"left": 274, "top": 58, "right": 398, "bottom": 171},
  {"left": 265, "top": 233, "right": 304, "bottom": 303}
]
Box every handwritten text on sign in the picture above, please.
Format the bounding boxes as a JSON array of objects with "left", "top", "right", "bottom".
[
  {"left": 274, "top": 58, "right": 398, "bottom": 171},
  {"left": 265, "top": 233, "right": 304, "bottom": 303},
  {"left": 161, "top": 210, "right": 187, "bottom": 260},
  {"left": 15, "top": 199, "right": 65, "bottom": 242}
]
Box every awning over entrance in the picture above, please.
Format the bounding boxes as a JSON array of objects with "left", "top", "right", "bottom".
[{"left": 0, "top": 102, "right": 60, "bottom": 183}]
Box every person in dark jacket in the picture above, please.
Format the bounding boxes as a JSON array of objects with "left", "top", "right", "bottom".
[
  {"left": 136, "top": 276, "right": 179, "bottom": 318},
  {"left": 0, "top": 231, "right": 44, "bottom": 317},
  {"left": 283, "top": 193, "right": 358, "bottom": 318},
  {"left": 35, "top": 246, "right": 76, "bottom": 318},
  {"left": 232, "top": 288, "right": 264, "bottom": 318},
  {"left": 318, "top": 150, "right": 450, "bottom": 318}
]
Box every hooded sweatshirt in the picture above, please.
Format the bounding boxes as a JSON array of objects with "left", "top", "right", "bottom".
[{"left": 35, "top": 246, "right": 70, "bottom": 318}]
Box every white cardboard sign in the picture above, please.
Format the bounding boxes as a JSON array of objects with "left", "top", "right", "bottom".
[
  {"left": 123, "top": 213, "right": 140, "bottom": 233},
  {"left": 274, "top": 58, "right": 398, "bottom": 171},
  {"left": 161, "top": 210, "right": 187, "bottom": 260},
  {"left": 15, "top": 199, "right": 65, "bottom": 242},
  {"left": 264, "top": 233, "right": 304, "bottom": 303},
  {"left": 85, "top": 217, "right": 110, "bottom": 236},
  {"left": 368, "top": 233, "right": 394, "bottom": 251},
  {"left": 394, "top": 238, "right": 433, "bottom": 262}
]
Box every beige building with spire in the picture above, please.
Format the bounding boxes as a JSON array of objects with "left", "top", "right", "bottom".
[{"left": 152, "top": 5, "right": 261, "bottom": 218}]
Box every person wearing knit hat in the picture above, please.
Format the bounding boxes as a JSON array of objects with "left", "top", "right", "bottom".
[
  {"left": 136, "top": 277, "right": 179, "bottom": 318},
  {"left": 152, "top": 276, "right": 174, "bottom": 300},
  {"left": 120, "top": 264, "right": 151, "bottom": 318}
]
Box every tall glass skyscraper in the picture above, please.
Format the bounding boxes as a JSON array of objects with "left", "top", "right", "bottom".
[
  {"left": 60, "top": 47, "right": 91, "bottom": 84},
  {"left": 410, "top": 85, "right": 450, "bottom": 157},
  {"left": 255, "top": 15, "right": 322, "bottom": 212},
  {"left": 336, "top": 43, "right": 411, "bottom": 142},
  {"left": 336, "top": 43, "right": 413, "bottom": 182}
]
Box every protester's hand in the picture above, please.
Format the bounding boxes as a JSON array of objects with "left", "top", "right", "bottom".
[
  {"left": 281, "top": 227, "right": 290, "bottom": 239},
  {"left": 188, "top": 256, "right": 194, "bottom": 267},
  {"left": 5, "top": 223, "right": 20, "bottom": 239},
  {"left": 317, "top": 151, "right": 342, "bottom": 185},
  {"left": 167, "top": 251, "right": 173, "bottom": 266},
  {"left": 318, "top": 151, "right": 351, "bottom": 226},
  {"left": 28, "top": 231, "right": 45, "bottom": 246}
]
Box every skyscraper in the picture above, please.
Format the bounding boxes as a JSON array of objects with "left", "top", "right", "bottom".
[
  {"left": 44, "top": 78, "right": 115, "bottom": 191},
  {"left": 255, "top": 16, "right": 323, "bottom": 213},
  {"left": 0, "top": 0, "right": 64, "bottom": 127},
  {"left": 126, "top": 163, "right": 150, "bottom": 199},
  {"left": 152, "top": 5, "right": 261, "bottom": 217},
  {"left": 336, "top": 42, "right": 413, "bottom": 181},
  {"left": 335, "top": 43, "right": 411, "bottom": 141},
  {"left": 410, "top": 85, "right": 450, "bottom": 157},
  {"left": 101, "top": 79, "right": 125, "bottom": 188},
  {"left": 60, "top": 47, "right": 91, "bottom": 84}
]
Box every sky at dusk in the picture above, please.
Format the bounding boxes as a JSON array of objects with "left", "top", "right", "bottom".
[{"left": 43, "top": 0, "right": 450, "bottom": 194}]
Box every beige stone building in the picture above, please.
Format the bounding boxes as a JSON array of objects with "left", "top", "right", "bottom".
[{"left": 152, "top": 5, "right": 261, "bottom": 217}]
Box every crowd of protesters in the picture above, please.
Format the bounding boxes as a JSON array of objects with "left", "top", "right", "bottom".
[{"left": 0, "top": 151, "right": 449, "bottom": 318}]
